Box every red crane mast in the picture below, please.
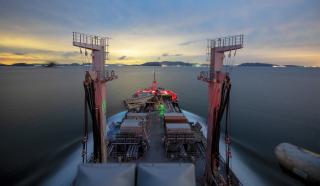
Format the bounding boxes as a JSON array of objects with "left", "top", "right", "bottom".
[{"left": 198, "top": 35, "right": 244, "bottom": 185}]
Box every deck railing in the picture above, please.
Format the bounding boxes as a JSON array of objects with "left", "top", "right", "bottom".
[
  {"left": 209, "top": 35, "right": 244, "bottom": 48},
  {"left": 73, "top": 32, "right": 107, "bottom": 47}
]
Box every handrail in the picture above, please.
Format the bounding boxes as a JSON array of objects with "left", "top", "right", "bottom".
[
  {"left": 209, "top": 35, "right": 243, "bottom": 48},
  {"left": 72, "top": 32, "right": 107, "bottom": 47}
]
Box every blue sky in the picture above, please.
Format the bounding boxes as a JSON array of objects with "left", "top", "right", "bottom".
[{"left": 0, "top": 0, "right": 319, "bottom": 65}]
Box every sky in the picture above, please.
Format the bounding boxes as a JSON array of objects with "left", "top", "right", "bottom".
[{"left": 0, "top": 0, "right": 319, "bottom": 66}]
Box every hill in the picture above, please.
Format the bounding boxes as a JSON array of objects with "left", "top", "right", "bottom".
[{"left": 141, "top": 61, "right": 193, "bottom": 66}]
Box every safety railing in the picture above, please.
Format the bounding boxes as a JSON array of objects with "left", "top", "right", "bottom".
[
  {"left": 209, "top": 35, "right": 243, "bottom": 48},
  {"left": 73, "top": 32, "right": 108, "bottom": 47}
]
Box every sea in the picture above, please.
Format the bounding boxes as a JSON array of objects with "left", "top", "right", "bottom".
[{"left": 0, "top": 66, "right": 319, "bottom": 186}]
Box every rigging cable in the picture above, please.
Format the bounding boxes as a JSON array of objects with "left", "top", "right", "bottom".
[
  {"left": 227, "top": 51, "right": 232, "bottom": 73},
  {"left": 224, "top": 77, "right": 232, "bottom": 184},
  {"left": 80, "top": 48, "right": 86, "bottom": 74},
  {"left": 82, "top": 81, "right": 89, "bottom": 163},
  {"left": 229, "top": 50, "right": 237, "bottom": 75}
]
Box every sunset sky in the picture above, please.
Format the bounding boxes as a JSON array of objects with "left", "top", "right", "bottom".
[{"left": 0, "top": 0, "right": 319, "bottom": 66}]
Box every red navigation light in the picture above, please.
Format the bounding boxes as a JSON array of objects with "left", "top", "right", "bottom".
[{"left": 161, "top": 90, "right": 178, "bottom": 101}]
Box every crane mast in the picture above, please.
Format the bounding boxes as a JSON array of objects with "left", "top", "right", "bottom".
[
  {"left": 73, "top": 32, "right": 117, "bottom": 163},
  {"left": 198, "top": 35, "right": 243, "bottom": 185}
]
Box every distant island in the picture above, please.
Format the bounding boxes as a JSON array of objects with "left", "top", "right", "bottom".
[
  {"left": 0, "top": 62, "right": 81, "bottom": 67},
  {"left": 108, "top": 61, "right": 208, "bottom": 67},
  {"left": 239, "top": 63, "right": 275, "bottom": 67},
  {"left": 11, "top": 63, "right": 32, "bottom": 66},
  {"left": 141, "top": 61, "right": 193, "bottom": 66},
  {"left": 238, "top": 62, "right": 304, "bottom": 68},
  {"left": 0, "top": 61, "right": 315, "bottom": 68},
  {"left": 43, "top": 62, "right": 56, "bottom": 68}
]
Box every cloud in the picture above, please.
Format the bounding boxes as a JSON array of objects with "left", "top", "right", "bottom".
[
  {"left": 0, "top": 0, "right": 319, "bottom": 66},
  {"left": 62, "top": 51, "right": 79, "bottom": 58},
  {"left": 179, "top": 39, "right": 204, "bottom": 46},
  {"left": 161, "top": 53, "right": 183, "bottom": 57},
  {"left": 14, "top": 52, "right": 25, "bottom": 55},
  {"left": 162, "top": 53, "right": 169, "bottom": 57},
  {"left": 118, "top": 55, "right": 127, "bottom": 60}
]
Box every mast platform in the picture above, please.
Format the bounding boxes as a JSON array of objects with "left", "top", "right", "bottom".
[
  {"left": 208, "top": 35, "right": 244, "bottom": 52},
  {"left": 73, "top": 32, "right": 108, "bottom": 51}
]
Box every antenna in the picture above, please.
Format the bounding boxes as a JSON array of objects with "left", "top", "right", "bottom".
[{"left": 152, "top": 68, "right": 158, "bottom": 91}]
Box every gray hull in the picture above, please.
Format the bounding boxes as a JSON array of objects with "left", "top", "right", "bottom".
[{"left": 275, "top": 143, "right": 320, "bottom": 183}]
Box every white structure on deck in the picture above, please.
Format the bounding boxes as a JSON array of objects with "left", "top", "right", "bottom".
[{"left": 73, "top": 32, "right": 116, "bottom": 163}]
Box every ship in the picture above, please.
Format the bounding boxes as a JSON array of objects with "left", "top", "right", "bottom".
[{"left": 70, "top": 32, "right": 244, "bottom": 186}]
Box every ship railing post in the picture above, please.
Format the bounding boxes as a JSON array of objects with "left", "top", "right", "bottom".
[{"left": 237, "top": 35, "right": 239, "bottom": 45}]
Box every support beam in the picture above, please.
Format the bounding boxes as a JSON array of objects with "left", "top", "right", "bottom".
[
  {"left": 198, "top": 35, "right": 243, "bottom": 184},
  {"left": 74, "top": 32, "right": 117, "bottom": 163}
]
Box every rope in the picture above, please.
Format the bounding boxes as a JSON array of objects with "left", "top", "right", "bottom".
[
  {"left": 223, "top": 51, "right": 231, "bottom": 74},
  {"left": 229, "top": 50, "right": 237, "bottom": 74},
  {"left": 224, "top": 78, "right": 232, "bottom": 181},
  {"left": 229, "top": 91, "right": 233, "bottom": 171},
  {"left": 80, "top": 48, "right": 85, "bottom": 73},
  {"left": 82, "top": 82, "right": 89, "bottom": 163}
]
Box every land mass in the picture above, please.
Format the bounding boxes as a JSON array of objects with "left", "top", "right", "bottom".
[
  {"left": 0, "top": 62, "right": 312, "bottom": 68},
  {"left": 238, "top": 62, "right": 275, "bottom": 67},
  {"left": 140, "top": 61, "right": 193, "bottom": 66},
  {"left": 239, "top": 62, "right": 304, "bottom": 68}
]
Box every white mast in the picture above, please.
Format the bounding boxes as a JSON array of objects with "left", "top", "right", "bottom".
[{"left": 73, "top": 32, "right": 116, "bottom": 163}]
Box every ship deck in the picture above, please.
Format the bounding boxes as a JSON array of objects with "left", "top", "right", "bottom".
[
  {"left": 108, "top": 112, "right": 206, "bottom": 185},
  {"left": 107, "top": 110, "right": 241, "bottom": 186}
]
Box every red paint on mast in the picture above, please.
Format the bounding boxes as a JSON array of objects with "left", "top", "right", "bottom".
[
  {"left": 198, "top": 35, "right": 243, "bottom": 184},
  {"left": 73, "top": 32, "right": 117, "bottom": 163}
]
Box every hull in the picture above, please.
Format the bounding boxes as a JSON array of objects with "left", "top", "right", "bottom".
[{"left": 41, "top": 110, "right": 264, "bottom": 186}]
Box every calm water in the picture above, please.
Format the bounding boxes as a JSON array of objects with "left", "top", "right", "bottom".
[{"left": 0, "top": 66, "right": 319, "bottom": 185}]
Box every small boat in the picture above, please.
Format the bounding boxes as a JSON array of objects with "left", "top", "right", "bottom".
[{"left": 275, "top": 142, "right": 320, "bottom": 184}]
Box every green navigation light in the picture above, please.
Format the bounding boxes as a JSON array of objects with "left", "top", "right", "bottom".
[{"left": 102, "top": 99, "right": 107, "bottom": 114}]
